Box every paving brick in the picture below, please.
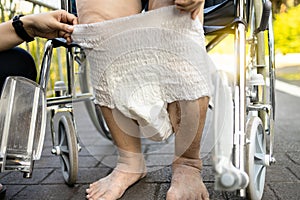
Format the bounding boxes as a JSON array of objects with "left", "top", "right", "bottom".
[
  {"left": 145, "top": 143, "right": 174, "bottom": 154},
  {"left": 68, "top": 184, "right": 89, "bottom": 200},
  {"left": 205, "top": 183, "right": 228, "bottom": 200},
  {"left": 75, "top": 167, "right": 111, "bottom": 184},
  {"left": 78, "top": 155, "right": 100, "bottom": 168},
  {"left": 266, "top": 166, "right": 299, "bottom": 183},
  {"left": 271, "top": 152, "right": 295, "bottom": 166},
  {"left": 144, "top": 166, "right": 172, "bottom": 183},
  {"left": 1, "top": 92, "right": 298, "bottom": 200},
  {"left": 262, "top": 184, "right": 279, "bottom": 200},
  {"left": 13, "top": 184, "right": 79, "bottom": 200},
  {"left": 41, "top": 168, "right": 70, "bottom": 184},
  {"left": 202, "top": 166, "right": 215, "bottom": 182},
  {"left": 0, "top": 168, "right": 54, "bottom": 185},
  {"left": 157, "top": 183, "right": 169, "bottom": 200},
  {"left": 141, "top": 136, "right": 174, "bottom": 145},
  {"left": 0, "top": 171, "right": 10, "bottom": 179},
  {"left": 77, "top": 146, "right": 96, "bottom": 156},
  {"left": 78, "top": 134, "right": 113, "bottom": 145},
  {"left": 120, "top": 182, "right": 158, "bottom": 200},
  {"left": 2, "top": 185, "right": 26, "bottom": 200},
  {"left": 145, "top": 154, "right": 174, "bottom": 167},
  {"left": 100, "top": 154, "right": 118, "bottom": 168},
  {"left": 201, "top": 153, "right": 213, "bottom": 166},
  {"left": 34, "top": 155, "right": 61, "bottom": 169},
  {"left": 287, "top": 152, "right": 300, "bottom": 165},
  {"left": 273, "top": 138, "right": 300, "bottom": 153},
  {"left": 42, "top": 136, "right": 54, "bottom": 148},
  {"left": 269, "top": 182, "right": 300, "bottom": 200},
  {"left": 83, "top": 145, "right": 117, "bottom": 156},
  {"left": 286, "top": 165, "right": 300, "bottom": 180}
]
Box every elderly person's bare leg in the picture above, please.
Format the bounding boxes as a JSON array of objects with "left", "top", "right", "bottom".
[
  {"left": 86, "top": 106, "right": 146, "bottom": 200},
  {"left": 76, "top": 1, "right": 145, "bottom": 199},
  {"left": 167, "top": 98, "right": 210, "bottom": 200},
  {"left": 76, "top": 0, "right": 209, "bottom": 199},
  {"left": 149, "top": 0, "right": 209, "bottom": 199}
]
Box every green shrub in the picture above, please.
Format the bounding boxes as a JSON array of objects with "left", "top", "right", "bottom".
[{"left": 274, "top": 5, "right": 300, "bottom": 54}]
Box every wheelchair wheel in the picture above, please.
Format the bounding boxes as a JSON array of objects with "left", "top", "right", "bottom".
[
  {"left": 75, "top": 48, "right": 112, "bottom": 140},
  {"left": 246, "top": 116, "right": 266, "bottom": 200},
  {"left": 53, "top": 112, "right": 78, "bottom": 185}
]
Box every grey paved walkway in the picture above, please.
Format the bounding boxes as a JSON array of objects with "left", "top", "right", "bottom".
[{"left": 0, "top": 72, "right": 299, "bottom": 199}]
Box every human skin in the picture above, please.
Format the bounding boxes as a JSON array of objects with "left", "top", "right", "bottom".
[
  {"left": 150, "top": 0, "right": 204, "bottom": 21},
  {"left": 0, "top": 10, "right": 77, "bottom": 52},
  {"left": 76, "top": 0, "right": 142, "bottom": 24},
  {"left": 76, "top": 0, "right": 209, "bottom": 199}
]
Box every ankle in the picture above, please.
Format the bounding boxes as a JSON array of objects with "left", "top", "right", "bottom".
[
  {"left": 172, "top": 156, "right": 202, "bottom": 171},
  {"left": 116, "top": 150, "right": 146, "bottom": 174}
]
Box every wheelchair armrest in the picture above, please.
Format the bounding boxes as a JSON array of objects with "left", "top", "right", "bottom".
[{"left": 51, "top": 38, "right": 81, "bottom": 48}]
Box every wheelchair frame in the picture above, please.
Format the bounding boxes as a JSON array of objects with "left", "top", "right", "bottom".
[
  {"left": 204, "top": 0, "right": 276, "bottom": 199},
  {"left": 0, "top": 0, "right": 276, "bottom": 199}
]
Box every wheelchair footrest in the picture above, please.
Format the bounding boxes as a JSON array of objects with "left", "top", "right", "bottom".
[
  {"left": 214, "top": 156, "right": 249, "bottom": 191},
  {"left": 0, "top": 77, "right": 47, "bottom": 176}
]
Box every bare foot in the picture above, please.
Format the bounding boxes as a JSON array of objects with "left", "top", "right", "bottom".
[
  {"left": 86, "top": 150, "right": 146, "bottom": 200},
  {"left": 167, "top": 157, "right": 209, "bottom": 200},
  {"left": 86, "top": 169, "right": 146, "bottom": 200}
]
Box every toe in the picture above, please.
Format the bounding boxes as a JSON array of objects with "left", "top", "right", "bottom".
[{"left": 202, "top": 193, "right": 210, "bottom": 200}]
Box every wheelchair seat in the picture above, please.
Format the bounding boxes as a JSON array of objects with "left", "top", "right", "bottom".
[
  {"left": 204, "top": 0, "right": 235, "bottom": 34},
  {"left": 70, "top": 0, "right": 236, "bottom": 34}
]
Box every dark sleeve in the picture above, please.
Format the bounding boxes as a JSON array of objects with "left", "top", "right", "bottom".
[
  {"left": 141, "top": 0, "right": 149, "bottom": 11},
  {"left": 0, "top": 47, "right": 37, "bottom": 94}
]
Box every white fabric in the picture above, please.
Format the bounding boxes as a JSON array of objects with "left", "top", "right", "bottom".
[{"left": 72, "top": 6, "right": 215, "bottom": 141}]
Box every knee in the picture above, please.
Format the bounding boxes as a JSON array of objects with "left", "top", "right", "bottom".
[{"left": 168, "top": 97, "right": 209, "bottom": 132}]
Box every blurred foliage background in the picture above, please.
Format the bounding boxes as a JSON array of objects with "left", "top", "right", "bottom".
[
  {"left": 0, "top": 0, "right": 299, "bottom": 85},
  {"left": 273, "top": 4, "right": 300, "bottom": 54}
]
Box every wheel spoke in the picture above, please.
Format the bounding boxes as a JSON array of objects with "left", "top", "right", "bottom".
[
  {"left": 61, "top": 154, "right": 70, "bottom": 173},
  {"left": 254, "top": 152, "right": 265, "bottom": 165},
  {"left": 254, "top": 165, "right": 266, "bottom": 190},
  {"left": 60, "top": 145, "right": 70, "bottom": 154},
  {"left": 59, "top": 125, "right": 66, "bottom": 146},
  {"left": 256, "top": 130, "right": 264, "bottom": 154}
]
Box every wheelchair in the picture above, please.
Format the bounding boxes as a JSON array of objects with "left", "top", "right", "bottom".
[
  {"left": 204, "top": 0, "right": 276, "bottom": 199},
  {"left": 0, "top": 0, "right": 276, "bottom": 199},
  {"left": 0, "top": 0, "right": 110, "bottom": 186}
]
